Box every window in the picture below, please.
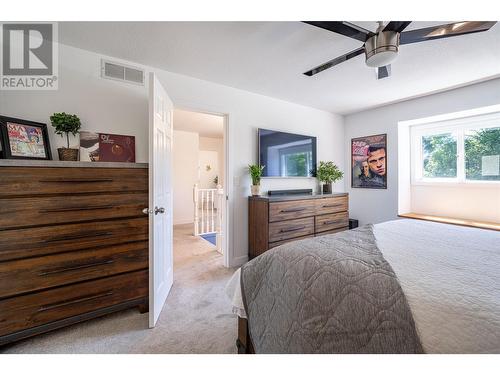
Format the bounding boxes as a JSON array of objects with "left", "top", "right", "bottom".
[{"left": 411, "top": 112, "right": 500, "bottom": 184}]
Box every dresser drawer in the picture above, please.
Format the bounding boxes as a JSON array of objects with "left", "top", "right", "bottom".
[
  {"left": 0, "top": 167, "right": 147, "bottom": 198},
  {"left": 269, "top": 200, "right": 315, "bottom": 222},
  {"left": 269, "top": 217, "right": 314, "bottom": 243},
  {"left": 269, "top": 234, "right": 314, "bottom": 249},
  {"left": 0, "top": 241, "right": 148, "bottom": 299},
  {"left": 0, "top": 192, "right": 147, "bottom": 230},
  {"left": 315, "top": 212, "right": 349, "bottom": 233},
  {"left": 0, "top": 270, "right": 148, "bottom": 337},
  {"left": 315, "top": 196, "right": 348, "bottom": 215},
  {"left": 315, "top": 227, "right": 348, "bottom": 236},
  {"left": 0, "top": 217, "right": 148, "bottom": 262}
]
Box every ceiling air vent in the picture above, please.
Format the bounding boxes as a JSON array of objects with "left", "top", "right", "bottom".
[{"left": 101, "top": 59, "right": 145, "bottom": 85}]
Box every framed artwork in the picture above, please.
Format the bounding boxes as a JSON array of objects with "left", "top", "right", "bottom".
[
  {"left": 351, "top": 133, "right": 387, "bottom": 189},
  {"left": 80, "top": 131, "right": 136, "bottom": 163},
  {"left": 0, "top": 116, "right": 52, "bottom": 160}
]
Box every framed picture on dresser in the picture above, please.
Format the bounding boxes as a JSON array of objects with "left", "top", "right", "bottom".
[
  {"left": 351, "top": 133, "right": 387, "bottom": 189},
  {"left": 0, "top": 116, "right": 52, "bottom": 160}
]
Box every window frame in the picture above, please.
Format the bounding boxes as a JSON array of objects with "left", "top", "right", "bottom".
[{"left": 410, "top": 111, "right": 500, "bottom": 187}]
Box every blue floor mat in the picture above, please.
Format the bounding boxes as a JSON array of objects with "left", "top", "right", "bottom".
[{"left": 200, "top": 233, "right": 216, "bottom": 246}]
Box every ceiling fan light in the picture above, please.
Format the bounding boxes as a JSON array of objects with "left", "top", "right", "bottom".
[
  {"left": 366, "top": 50, "right": 398, "bottom": 67},
  {"left": 365, "top": 31, "right": 400, "bottom": 68}
]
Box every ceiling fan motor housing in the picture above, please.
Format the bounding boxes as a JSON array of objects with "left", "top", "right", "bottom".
[{"left": 364, "top": 31, "right": 400, "bottom": 67}]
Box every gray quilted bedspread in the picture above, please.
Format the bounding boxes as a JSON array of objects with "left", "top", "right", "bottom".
[{"left": 240, "top": 225, "right": 424, "bottom": 354}]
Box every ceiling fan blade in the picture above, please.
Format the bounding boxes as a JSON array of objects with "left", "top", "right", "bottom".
[
  {"left": 377, "top": 65, "right": 391, "bottom": 79},
  {"left": 303, "top": 21, "right": 375, "bottom": 42},
  {"left": 400, "top": 21, "right": 497, "bottom": 45},
  {"left": 383, "top": 21, "right": 412, "bottom": 33},
  {"left": 303, "top": 47, "right": 365, "bottom": 76}
]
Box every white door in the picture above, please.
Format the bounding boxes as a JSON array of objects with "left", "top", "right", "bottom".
[{"left": 148, "top": 73, "right": 174, "bottom": 328}]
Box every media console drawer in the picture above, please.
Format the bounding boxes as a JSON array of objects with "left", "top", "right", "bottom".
[
  {"left": 269, "top": 217, "right": 314, "bottom": 243},
  {"left": 315, "top": 196, "right": 348, "bottom": 215},
  {"left": 315, "top": 212, "right": 349, "bottom": 233},
  {"left": 269, "top": 200, "right": 315, "bottom": 222}
]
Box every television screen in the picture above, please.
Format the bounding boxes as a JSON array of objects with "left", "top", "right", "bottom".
[{"left": 258, "top": 128, "right": 317, "bottom": 177}]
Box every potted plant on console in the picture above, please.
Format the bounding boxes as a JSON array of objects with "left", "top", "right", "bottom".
[
  {"left": 248, "top": 164, "right": 265, "bottom": 196},
  {"left": 316, "top": 161, "right": 343, "bottom": 194},
  {"left": 50, "top": 112, "right": 81, "bottom": 161}
]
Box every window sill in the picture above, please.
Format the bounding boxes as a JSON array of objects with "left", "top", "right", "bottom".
[
  {"left": 399, "top": 213, "right": 500, "bottom": 231},
  {"left": 411, "top": 180, "right": 500, "bottom": 188}
]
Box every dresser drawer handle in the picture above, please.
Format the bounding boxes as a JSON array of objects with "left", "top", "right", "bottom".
[
  {"left": 38, "top": 291, "right": 114, "bottom": 312},
  {"left": 39, "top": 178, "right": 114, "bottom": 183},
  {"left": 38, "top": 259, "right": 115, "bottom": 276},
  {"left": 39, "top": 205, "right": 115, "bottom": 213},
  {"left": 322, "top": 204, "right": 344, "bottom": 208},
  {"left": 323, "top": 220, "right": 342, "bottom": 225},
  {"left": 43, "top": 231, "right": 113, "bottom": 243},
  {"left": 280, "top": 207, "right": 306, "bottom": 213},
  {"left": 280, "top": 225, "right": 306, "bottom": 233}
]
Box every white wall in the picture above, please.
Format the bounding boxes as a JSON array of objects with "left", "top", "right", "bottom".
[
  {"left": 345, "top": 78, "right": 500, "bottom": 225},
  {"left": 199, "top": 150, "right": 219, "bottom": 189},
  {"left": 0, "top": 45, "right": 148, "bottom": 162},
  {"left": 199, "top": 136, "right": 224, "bottom": 186},
  {"left": 173, "top": 130, "right": 199, "bottom": 225},
  {"left": 0, "top": 43, "right": 345, "bottom": 266}
]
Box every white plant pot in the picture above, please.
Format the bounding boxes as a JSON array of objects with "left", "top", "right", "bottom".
[{"left": 251, "top": 185, "right": 261, "bottom": 196}]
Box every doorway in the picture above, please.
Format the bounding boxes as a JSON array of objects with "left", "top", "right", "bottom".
[{"left": 171, "top": 108, "right": 228, "bottom": 268}]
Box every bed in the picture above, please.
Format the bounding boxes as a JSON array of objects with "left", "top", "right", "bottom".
[{"left": 226, "top": 219, "right": 500, "bottom": 354}]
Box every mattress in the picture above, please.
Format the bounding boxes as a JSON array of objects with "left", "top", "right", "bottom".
[{"left": 226, "top": 219, "right": 500, "bottom": 353}]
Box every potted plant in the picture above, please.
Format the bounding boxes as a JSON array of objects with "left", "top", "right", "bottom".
[
  {"left": 248, "top": 164, "right": 265, "bottom": 196},
  {"left": 316, "top": 161, "right": 344, "bottom": 194},
  {"left": 50, "top": 112, "right": 82, "bottom": 161}
]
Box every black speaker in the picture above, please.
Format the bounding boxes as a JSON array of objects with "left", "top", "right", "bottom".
[
  {"left": 349, "top": 219, "right": 359, "bottom": 229},
  {"left": 267, "top": 189, "right": 313, "bottom": 196}
]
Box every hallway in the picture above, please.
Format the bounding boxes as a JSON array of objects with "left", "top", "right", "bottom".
[{"left": 2, "top": 224, "right": 237, "bottom": 354}]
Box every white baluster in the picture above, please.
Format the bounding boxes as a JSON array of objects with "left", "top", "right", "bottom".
[
  {"left": 201, "top": 190, "right": 205, "bottom": 234},
  {"left": 193, "top": 184, "right": 199, "bottom": 236},
  {"left": 216, "top": 185, "right": 223, "bottom": 253},
  {"left": 211, "top": 190, "right": 215, "bottom": 233}
]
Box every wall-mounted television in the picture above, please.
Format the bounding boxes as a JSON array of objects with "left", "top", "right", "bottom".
[{"left": 258, "top": 128, "right": 317, "bottom": 178}]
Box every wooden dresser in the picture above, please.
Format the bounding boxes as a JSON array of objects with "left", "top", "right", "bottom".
[
  {"left": 248, "top": 193, "right": 349, "bottom": 259},
  {"left": 0, "top": 160, "right": 149, "bottom": 345}
]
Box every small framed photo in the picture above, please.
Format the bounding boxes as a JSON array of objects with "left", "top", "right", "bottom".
[
  {"left": 0, "top": 116, "right": 52, "bottom": 160},
  {"left": 351, "top": 133, "right": 387, "bottom": 189}
]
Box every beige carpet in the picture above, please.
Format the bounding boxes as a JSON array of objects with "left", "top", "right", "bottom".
[{"left": 1, "top": 224, "right": 238, "bottom": 354}]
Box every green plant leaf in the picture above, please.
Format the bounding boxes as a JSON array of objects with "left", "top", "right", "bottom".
[{"left": 316, "top": 161, "right": 344, "bottom": 183}]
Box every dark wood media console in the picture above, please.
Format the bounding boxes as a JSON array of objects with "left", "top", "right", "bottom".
[{"left": 248, "top": 192, "right": 349, "bottom": 259}]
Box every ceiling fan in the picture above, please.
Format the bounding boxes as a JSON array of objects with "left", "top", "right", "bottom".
[{"left": 303, "top": 21, "right": 497, "bottom": 79}]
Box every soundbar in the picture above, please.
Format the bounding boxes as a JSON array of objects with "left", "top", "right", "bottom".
[{"left": 267, "top": 188, "right": 313, "bottom": 196}]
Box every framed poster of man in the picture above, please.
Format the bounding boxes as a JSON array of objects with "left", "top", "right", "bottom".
[{"left": 351, "top": 134, "right": 387, "bottom": 189}]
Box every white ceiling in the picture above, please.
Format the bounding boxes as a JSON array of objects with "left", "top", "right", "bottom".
[
  {"left": 59, "top": 21, "right": 500, "bottom": 114},
  {"left": 173, "top": 109, "right": 223, "bottom": 138}
]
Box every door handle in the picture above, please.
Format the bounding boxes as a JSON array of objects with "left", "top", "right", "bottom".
[
  {"left": 142, "top": 208, "right": 152, "bottom": 215},
  {"left": 154, "top": 206, "right": 165, "bottom": 215}
]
